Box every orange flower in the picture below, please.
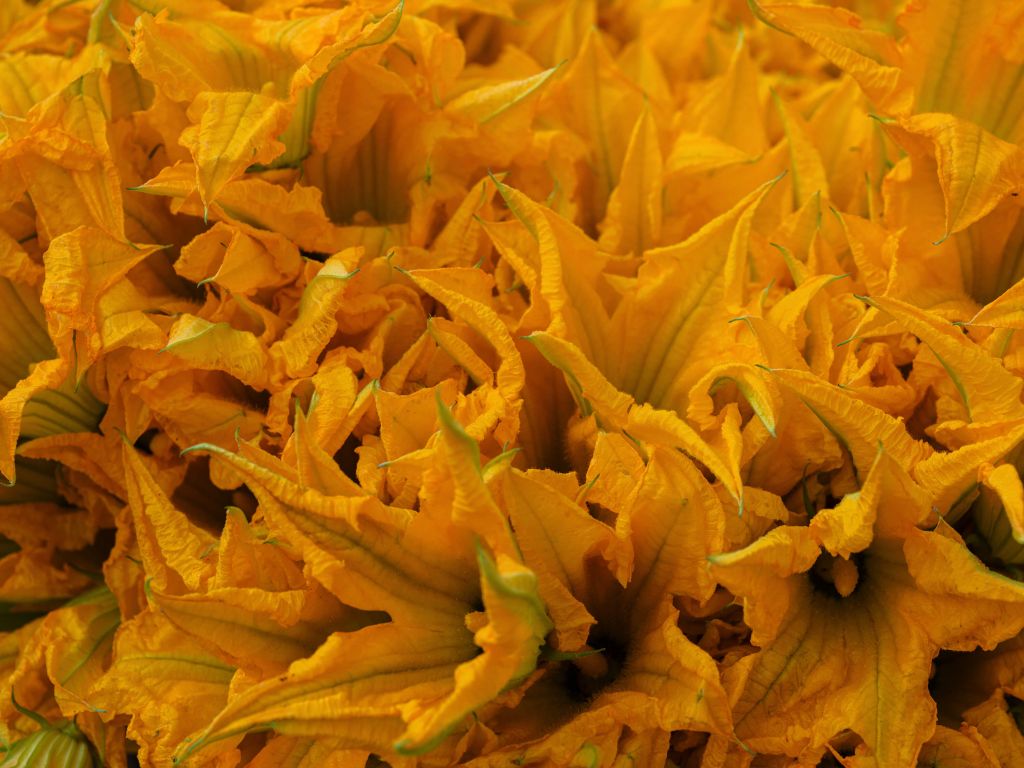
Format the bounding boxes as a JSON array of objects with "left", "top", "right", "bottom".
[{"left": 0, "top": 0, "right": 1023, "bottom": 766}]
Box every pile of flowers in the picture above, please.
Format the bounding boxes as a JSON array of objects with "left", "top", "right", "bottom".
[{"left": 1, "top": 0, "right": 1023, "bottom": 765}]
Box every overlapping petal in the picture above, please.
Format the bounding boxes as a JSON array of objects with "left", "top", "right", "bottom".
[{"left": 0, "top": 0, "right": 1022, "bottom": 766}]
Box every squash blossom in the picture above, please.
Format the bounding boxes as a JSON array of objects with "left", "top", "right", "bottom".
[{"left": 2, "top": 0, "right": 1024, "bottom": 766}]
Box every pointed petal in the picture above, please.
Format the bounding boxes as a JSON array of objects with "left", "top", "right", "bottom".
[
  {"left": 915, "top": 725, "right": 1000, "bottom": 768},
  {"left": 963, "top": 692, "right": 1024, "bottom": 767},
  {"left": 40, "top": 227, "right": 162, "bottom": 364},
  {"left": 866, "top": 294, "right": 1024, "bottom": 424},
  {"left": 526, "top": 331, "right": 634, "bottom": 425},
  {"left": 625, "top": 404, "right": 746, "bottom": 508},
  {"left": 971, "top": 274, "right": 1024, "bottom": 330},
  {"left": 434, "top": 400, "right": 518, "bottom": 561},
  {"left": 626, "top": 448, "right": 725, "bottom": 618},
  {"left": 685, "top": 363, "right": 780, "bottom": 437},
  {"left": 395, "top": 547, "right": 552, "bottom": 755},
  {"left": 181, "top": 91, "right": 290, "bottom": 213},
  {"left": 121, "top": 443, "right": 216, "bottom": 594},
  {"left": 617, "top": 178, "right": 777, "bottom": 405},
  {"left": 149, "top": 585, "right": 356, "bottom": 679},
  {"left": 545, "top": 27, "right": 644, "bottom": 227},
  {"left": 893, "top": 113, "right": 1022, "bottom": 238},
  {"left": 598, "top": 106, "right": 663, "bottom": 255},
  {"left": 162, "top": 315, "right": 271, "bottom": 390},
  {"left": 192, "top": 443, "right": 477, "bottom": 621},
  {"left": 411, "top": 269, "right": 523, "bottom": 444},
  {"left": 501, "top": 470, "right": 618, "bottom": 650},
  {"left": 812, "top": 447, "right": 932, "bottom": 554},
  {"left": 770, "top": 367, "right": 933, "bottom": 483},
  {"left": 979, "top": 463, "right": 1024, "bottom": 544},
  {"left": 748, "top": 2, "right": 908, "bottom": 112},
  {"left": 774, "top": 92, "right": 829, "bottom": 207},
  {"left": 42, "top": 587, "right": 119, "bottom": 718},
  {"left": 607, "top": 601, "right": 732, "bottom": 736},
  {"left": 269, "top": 253, "right": 357, "bottom": 380},
  {"left": 913, "top": 423, "right": 1024, "bottom": 519},
  {"left": 174, "top": 621, "right": 471, "bottom": 764},
  {"left": 901, "top": 528, "right": 1024, "bottom": 650},
  {"left": 90, "top": 610, "right": 235, "bottom": 767}
]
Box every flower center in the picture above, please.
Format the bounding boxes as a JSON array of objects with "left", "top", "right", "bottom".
[
  {"left": 809, "top": 552, "right": 861, "bottom": 598},
  {"left": 562, "top": 626, "right": 628, "bottom": 704}
]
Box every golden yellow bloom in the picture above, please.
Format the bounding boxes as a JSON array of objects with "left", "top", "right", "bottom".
[{"left": 1, "top": 0, "right": 1024, "bottom": 765}]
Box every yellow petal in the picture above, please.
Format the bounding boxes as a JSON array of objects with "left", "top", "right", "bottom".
[
  {"left": 615, "top": 177, "right": 777, "bottom": 405},
  {"left": 962, "top": 692, "right": 1024, "bottom": 767},
  {"left": 665, "top": 132, "right": 753, "bottom": 176},
  {"left": 770, "top": 367, "right": 933, "bottom": 483},
  {"left": 544, "top": 27, "right": 644, "bottom": 229},
  {"left": 435, "top": 398, "right": 518, "bottom": 562},
  {"left": 121, "top": 443, "right": 216, "bottom": 594},
  {"left": 428, "top": 318, "right": 495, "bottom": 391},
  {"left": 584, "top": 432, "right": 644, "bottom": 525},
  {"left": 288, "top": 406, "right": 366, "bottom": 498},
  {"left": 410, "top": 269, "right": 523, "bottom": 444},
  {"left": 901, "top": 528, "right": 1024, "bottom": 651},
  {"left": 248, "top": 736, "right": 369, "bottom": 768},
  {"left": 979, "top": 463, "right": 1024, "bottom": 545},
  {"left": 149, "top": 585, "right": 358, "bottom": 679},
  {"left": 675, "top": 39, "right": 768, "bottom": 160},
  {"left": 713, "top": 535, "right": 947, "bottom": 764},
  {"left": 0, "top": 458, "right": 103, "bottom": 552},
  {"left": 893, "top": 113, "right": 1022, "bottom": 239},
  {"left": 685, "top": 363, "right": 780, "bottom": 437},
  {"left": 40, "top": 227, "right": 162, "bottom": 364},
  {"left": 192, "top": 442, "right": 477, "bottom": 621},
  {"left": 42, "top": 587, "right": 119, "bottom": 718},
  {"left": 867, "top": 285, "right": 1024, "bottom": 425},
  {"left": 626, "top": 448, "right": 725, "bottom": 617},
  {"left": 175, "top": 622, "right": 471, "bottom": 763},
  {"left": 395, "top": 547, "right": 552, "bottom": 755},
  {"left": 214, "top": 508, "right": 302, "bottom": 593},
  {"left": 297, "top": 360, "right": 375, "bottom": 459},
  {"left": 971, "top": 274, "right": 1024, "bottom": 330},
  {"left": 0, "top": 279, "right": 67, "bottom": 484},
  {"left": 0, "top": 53, "right": 95, "bottom": 119},
  {"left": 917, "top": 726, "right": 1001, "bottom": 768},
  {"left": 598, "top": 105, "right": 663, "bottom": 256},
  {"left": 913, "top": 423, "right": 1024, "bottom": 520},
  {"left": 133, "top": 165, "right": 345, "bottom": 255},
  {"left": 89, "top": 609, "right": 235, "bottom": 767},
  {"left": 774, "top": 91, "right": 829, "bottom": 208},
  {"left": 286, "top": 1, "right": 404, "bottom": 97},
  {"left": 0, "top": 547, "right": 91, "bottom": 605},
  {"left": 811, "top": 446, "right": 932, "bottom": 554},
  {"left": 268, "top": 252, "right": 357, "bottom": 380},
  {"left": 162, "top": 315, "right": 271, "bottom": 390},
  {"left": 748, "top": 1, "right": 908, "bottom": 113},
  {"left": 603, "top": 600, "right": 732, "bottom": 736},
  {"left": 624, "top": 404, "right": 744, "bottom": 509},
  {"left": 501, "top": 470, "right": 617, "bottom": 650},
  {"left": 899, "top": 0, "right": 1024, "bottom": 137},
  {"left": 129, "top": 13, "right": 271, "bottom": 103},
  {"left": 181, "top": 91, "right": 291, "bottom": 215},
  {"left": 526, "top": 331, "right": 634, "bottom": 426},
  {"left": 7, "top": 74, "right": 126, "bottom": 242},
  {"left": 444, "top": 65, "right": 560, "bottom": 168},
  {"left": 175, "top": 223, "right": 304, "bottom": 295}
]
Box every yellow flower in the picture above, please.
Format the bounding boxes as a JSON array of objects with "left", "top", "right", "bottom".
[
  {"left": 467, "top": 442, "right": 731, "bottom": 766},
  {"left": 170, "top": 403, "right": 551, "bottom": 763},
  {"left": 1, "top": 0, "right": 1024, "bottom": 765},
  {"left": 712, "top": 449, "right": 1024, "bottom": 765}
]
